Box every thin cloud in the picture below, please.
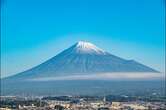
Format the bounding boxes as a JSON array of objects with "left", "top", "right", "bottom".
[{"left": 29, "top": 72, "right": 164, "bottom": 81}]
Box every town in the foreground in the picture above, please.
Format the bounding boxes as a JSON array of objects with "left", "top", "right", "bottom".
[{"left": 0, "top": 95, "right": 166, "bottom": 110}]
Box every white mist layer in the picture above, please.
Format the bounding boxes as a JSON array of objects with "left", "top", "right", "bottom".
[{"left": 29, "top": 72, "right": 164, "bottom": 81}]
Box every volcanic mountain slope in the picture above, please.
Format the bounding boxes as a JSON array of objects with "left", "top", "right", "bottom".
[{"left": 8, "top": 41, "right": 159, "bottom": 80}]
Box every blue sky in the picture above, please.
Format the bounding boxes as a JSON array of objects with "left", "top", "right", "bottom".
[{"left": 1, "top": 0, "right": 165, "bottom": 77}]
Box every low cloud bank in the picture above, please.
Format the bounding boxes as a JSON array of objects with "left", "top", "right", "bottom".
[{"left": 29, "top": 72, "right": 164, "bottom": 81}]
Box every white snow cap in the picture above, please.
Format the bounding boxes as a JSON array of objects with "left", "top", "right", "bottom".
[{"left": 74, "top": 41, "right": 107, "bottom": 55}]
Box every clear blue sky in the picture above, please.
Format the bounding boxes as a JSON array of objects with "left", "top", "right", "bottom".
[{"left": 1, "top": 0, "right": 165, "bottom": 77}]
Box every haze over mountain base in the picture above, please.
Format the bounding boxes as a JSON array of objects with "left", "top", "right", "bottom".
[{"left": 1, "top": 79, "right": 164, "bottom": 96}]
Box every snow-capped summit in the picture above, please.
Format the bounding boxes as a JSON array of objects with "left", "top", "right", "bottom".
[
  {"left": 72, "top": 41, "right": 107, "bottom": 55},
  {"left": 76, "top": 41, "right": 98, "bottom": 49}
]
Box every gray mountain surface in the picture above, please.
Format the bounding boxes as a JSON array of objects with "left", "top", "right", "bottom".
[{"left": 7, "top": 41, "right": 159, "bottom": 80}]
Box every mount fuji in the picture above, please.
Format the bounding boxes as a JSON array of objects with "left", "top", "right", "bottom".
[
  {"left": 2, "top": 41, "right": 162, "bottom": 96},
  {"left": 5, "top": 41, "right": 159, "bottom": 80}
]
